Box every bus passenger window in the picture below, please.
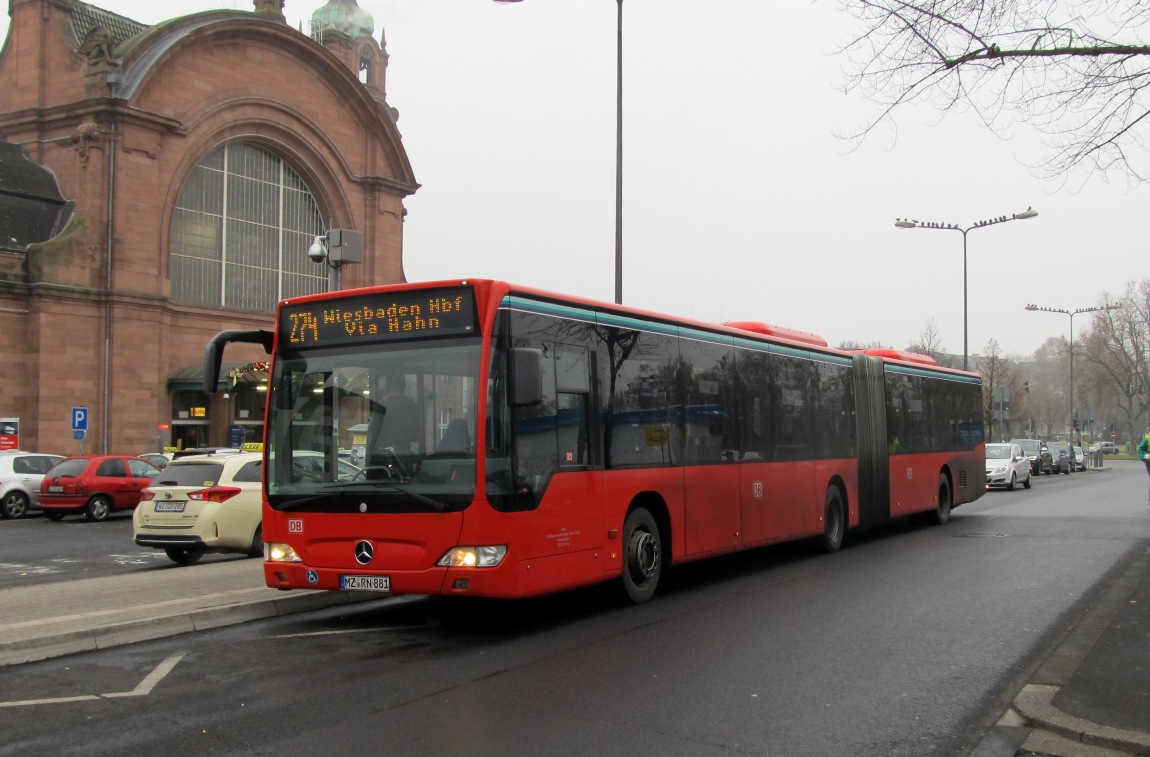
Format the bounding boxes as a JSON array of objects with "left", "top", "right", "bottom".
[{"left": 557, "top": 392, "right": 588, "bottom": 467}]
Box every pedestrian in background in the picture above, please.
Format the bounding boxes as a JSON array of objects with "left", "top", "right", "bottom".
[{"left": 1138, "top": 430, "right": 1150, "bottom": 506}]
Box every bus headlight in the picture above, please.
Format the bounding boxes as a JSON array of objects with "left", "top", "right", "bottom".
[
  {"left": 437, "top": 546, "right": 507, "bottom": 568},
  {"left": 266, "top": 543, "right": 302, "bottom": 562}
]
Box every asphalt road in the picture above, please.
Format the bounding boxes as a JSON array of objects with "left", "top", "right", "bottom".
[
  {"left": 1, "top": 464, "right": 1147, "bottom": 756},
  {"left": 0, "top": 513, "right": 250, "bottom": 588}
]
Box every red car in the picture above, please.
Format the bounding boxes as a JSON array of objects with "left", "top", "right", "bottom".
[{"left": 40, "top": 455, "right": 161, "bottom": 521}]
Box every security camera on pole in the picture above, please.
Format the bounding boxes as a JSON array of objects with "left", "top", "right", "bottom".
[{"left": 307, "top": 229, "right": 363, "bottom": 291}]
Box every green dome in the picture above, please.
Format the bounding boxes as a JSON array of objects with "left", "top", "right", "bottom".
[{"left": 311, "top": 0, "right": 375, "bottom": 39}]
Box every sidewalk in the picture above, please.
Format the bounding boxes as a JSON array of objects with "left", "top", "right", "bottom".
[
  {"left": 0, "top": 559, "right": 379, "bottom": 667},
  {"left": 1, "top": 523, "right": 1148, "bottom": 755},
  {"left": 981, "top": 542, "right": 1150, "bottom": 757}
]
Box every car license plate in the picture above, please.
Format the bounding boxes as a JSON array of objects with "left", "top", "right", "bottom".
[
  {"left": 154, "top": 501, "right": 186, "bottom": 512},
  {"left": 340, "top": 575, "right": 390, "bottom": 592},
  {"left": 48, "top": 486, "right": 63, "bottom": 493}
]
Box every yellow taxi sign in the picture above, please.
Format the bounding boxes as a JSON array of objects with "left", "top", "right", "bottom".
[{"left": 241, "top": 442, "right": 264, "bottom": 452}]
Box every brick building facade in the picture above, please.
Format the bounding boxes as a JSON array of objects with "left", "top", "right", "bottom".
[{"left": 0, "top": 0, "right": 417, "bottom": 455}]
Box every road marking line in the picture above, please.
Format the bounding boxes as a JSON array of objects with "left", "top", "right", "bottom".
[
  {"left": 103, "top": 652, "right": 187, "bottom": 698},
  {"left": 0, "top": 695, "right": 100, "bottom": 708},
  {"left": 0, "top": 652, "right": 186, "bottom": 708}
]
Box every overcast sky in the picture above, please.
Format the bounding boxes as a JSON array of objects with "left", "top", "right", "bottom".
[{"left": 4, "top": 1, "right": 1146, "bottom": 359}]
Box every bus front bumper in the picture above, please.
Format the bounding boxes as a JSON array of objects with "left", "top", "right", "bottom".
[{"left": 262, "top": 561, "right": 513, "bottom": 598}]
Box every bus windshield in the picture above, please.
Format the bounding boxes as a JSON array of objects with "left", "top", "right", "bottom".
[{"left": 266, "top": 337, "right": 483, "bottom": 513}]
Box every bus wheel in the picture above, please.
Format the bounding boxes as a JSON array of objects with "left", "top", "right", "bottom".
[
  {"left": 930, "top": 474, "right": 952, "bottom": 526},
  {"left": 621, "top": 508, "right": 662, "bottom": 604},
  {"left": 821, "top": 486, "right": 845, "bottom": 553}
]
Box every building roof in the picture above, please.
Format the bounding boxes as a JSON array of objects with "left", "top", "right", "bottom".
[
  {"left": 311, "top": 0, "right": 375, "bottom": 40},
  {"left": 69, "top": 1, "right": 149, "bottom": 51}
]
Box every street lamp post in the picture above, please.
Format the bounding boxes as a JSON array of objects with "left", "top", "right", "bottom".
[
  {"left": 895, "top": 208, "right": 1038, "bottom": 371},
  {"left": 1025, "top": 303, "right": 1120, "bottom": 446},
  {"left": 495, "top": 0, "right": 624, "bottom": 304}
]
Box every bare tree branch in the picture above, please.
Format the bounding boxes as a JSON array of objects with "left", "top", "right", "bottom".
[{"left": 837, "top": 0, "right": 1150, "bottom": 183}]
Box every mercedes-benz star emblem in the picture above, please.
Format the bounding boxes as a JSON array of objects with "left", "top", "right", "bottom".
[{"left": 354, "top": 540, "right": 374, "bottom": 565}]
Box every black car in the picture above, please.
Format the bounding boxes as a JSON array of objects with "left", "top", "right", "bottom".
[
  {"left": 1011, "top": 438, "right": 1053, "bottom": 475},
  {"left": 1047, "top": 442, "right": 1073, "bottom": 474}
]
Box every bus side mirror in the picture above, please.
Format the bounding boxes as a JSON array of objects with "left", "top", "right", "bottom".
[
  {"left": 202, "top": 329, "right": 273, "bottom": 393},
  {"left": 510, "top": 348, "right": 543, "bottom": 407}
]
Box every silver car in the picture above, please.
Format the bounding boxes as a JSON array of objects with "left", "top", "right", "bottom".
[
  {"left": 985, "top": 442, "right": 1032, "bottom": 490},
  {"left": 0, "top": 451, "right": 66, "bottom": 518}
]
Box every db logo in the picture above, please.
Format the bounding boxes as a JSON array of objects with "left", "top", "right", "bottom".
[
  {"left": 288, "top": 519, "right": 304, "bottom": 533},
  {"left": 752, "top": 482, "right": 763, "bottom": 499}
]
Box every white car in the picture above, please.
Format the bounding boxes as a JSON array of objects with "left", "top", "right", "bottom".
[
  {"left": 133, "top": 450, "right": 361, "bottom": 564},
  {"left": 134, "top": 452, "right": 264, "bottom": 564},
  {"left": 985, "top": 442, "right": 1032, "bottom": 490},
  {"left": 0, "top": 451, "right": 65, "bottom": 518}
]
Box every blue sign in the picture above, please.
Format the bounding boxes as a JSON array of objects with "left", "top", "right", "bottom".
[
  {"left": 73, "top": 430, "right": 86, "bottom": 441},
  {"left": 72, "top": 407, "right": 88, "bottom": 431}
]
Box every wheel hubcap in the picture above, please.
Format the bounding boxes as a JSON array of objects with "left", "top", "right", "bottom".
[{"left": 628, "top": 529, "right": 659, "bottom": 582}]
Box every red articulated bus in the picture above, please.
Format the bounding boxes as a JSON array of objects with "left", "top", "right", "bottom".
[{"left": 203, "top": 279, "right": 985, "bottom": 604}]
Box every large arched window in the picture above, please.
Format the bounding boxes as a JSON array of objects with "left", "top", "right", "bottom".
[{"left": 170, "top": 143, "right": 327, "bottom": 312}]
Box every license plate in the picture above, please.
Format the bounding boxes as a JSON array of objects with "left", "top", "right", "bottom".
[
  {"left": 48, "top": 486, "right": 63, "bottom": 493},
  {"left": 340, "top": 575, "right": 391, "bottom": 592},
  {"left": 154, "top": 501, "right": 186, "bottom": 512}
]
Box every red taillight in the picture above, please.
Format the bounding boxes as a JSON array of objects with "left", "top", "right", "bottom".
[
  {"left": 188, "top": 486, "right": 242, "bottom": 503},
  {"left": 141, "top": 490, "right": 156, "bottom": 501}
]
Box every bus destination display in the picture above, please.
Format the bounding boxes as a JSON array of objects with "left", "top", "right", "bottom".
[{"left": 282, "top": 288, "right": 476, "bottom": 347}]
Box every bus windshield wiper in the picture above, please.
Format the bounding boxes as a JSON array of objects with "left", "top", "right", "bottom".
[
  {"left": 271, "top": 485, "right": 449, "bottom": 513},
  {"left": 356, "top": 483, "right": 449, "bottom": 512},
  {"left": 273, "top": 494, "right": 328, "bottom": 510}
]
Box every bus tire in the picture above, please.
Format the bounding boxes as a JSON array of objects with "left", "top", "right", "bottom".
[
  {"left": 821, "top": 486, "right": 845, "bottom": 553},
  {"left": 620, "top": 508, "right": 662, "bottom": 604},
  {"left": 930, "top": 474, "right": 952, "bottom": 526}
]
